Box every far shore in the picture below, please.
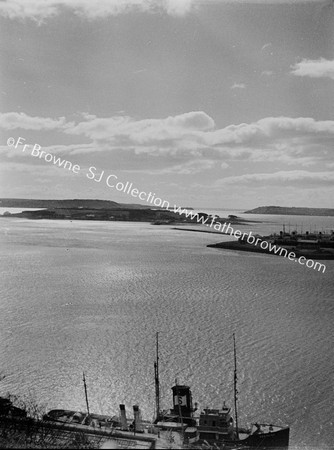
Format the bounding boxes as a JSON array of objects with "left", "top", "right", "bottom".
[{"left": 172, "top": 227, "right": 233, "bottom": 236}]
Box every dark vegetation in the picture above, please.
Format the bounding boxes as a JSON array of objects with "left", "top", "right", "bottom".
[{"left": 0, "top": 387, "right": 100, "bottom": 449}]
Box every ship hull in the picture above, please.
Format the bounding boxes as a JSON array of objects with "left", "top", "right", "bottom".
[
  {"left": 199, "top": 426, "right": 290, "bottom": 448},
  {"left": 241, "top": 426, "right": 290, "bottom": 448}
]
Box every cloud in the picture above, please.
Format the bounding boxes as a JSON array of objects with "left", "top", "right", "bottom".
[
  {"left": 2, "top": 111, "right": 334, "bottom": 169},
  {"left": 0, "top": 112, "right": 66, "bottom": 130},
  {"left": 163, "top": 0, "right": 194, "bottom": 16},
  {"left": 231, "top": 83, "right": 246, "bottom": 89},
  {"left": 65, "top": 111, "right": 215, "bottom": 142},
  {"left": 291, "top": 58, "right": 334, "bottom": 80},
  {"left": 42, "top": 143, "right": 95, "bottom": 155},
  {"left": 0, "top": 0, "right": 318, "bottom": 21},
  {"left": 204, "top": 116, "right": 334, "bottom": 148},
  {"left": 0, "top": 0, "right": 197, "bottom": 21},
  {"left": 153, "top": 159, "right": 215, "bottom": 175},
  {"left": 216, "top": 170, "right": 334, "bottom": 187}
]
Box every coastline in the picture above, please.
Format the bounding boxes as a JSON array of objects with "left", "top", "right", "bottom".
[
  {"left": 207, "top": 240, "right": 334, "bottom": 260},
  {"left": 244, "top": 206, "right": 334, "bottom": 216}
]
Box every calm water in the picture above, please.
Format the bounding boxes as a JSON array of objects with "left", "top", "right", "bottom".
[{"left": 0, "top": 217, "right": 333, "bottom": 449}]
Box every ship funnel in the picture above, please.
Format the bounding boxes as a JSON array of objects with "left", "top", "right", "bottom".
[
  {"left": 133, "top": 405, "right": 143, "bottom": 433},
  {"left": 171, "top": 385, "right": 193, "bottom": 418},
  {"left": 119, "top": 404, "right": 128, "bottom": 430}
]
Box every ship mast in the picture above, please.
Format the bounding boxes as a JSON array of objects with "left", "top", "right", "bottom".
[
  {"left": 154, "top": 332, "right": 160, "bottom": 421},
  {"left": 82, "top": 372, "right": 90, "bottom": 416},
  {"left": 233, "top": 333, "right": 239, "bottom": 440}
]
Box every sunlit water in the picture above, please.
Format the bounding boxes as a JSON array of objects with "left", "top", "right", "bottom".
[{"left": 0, "top": 217, "right": 333, "bottom": 450}]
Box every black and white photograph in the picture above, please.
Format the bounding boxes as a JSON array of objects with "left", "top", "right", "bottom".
[{"left": 0, "top": 0, "right": 333, "bottom": 448}]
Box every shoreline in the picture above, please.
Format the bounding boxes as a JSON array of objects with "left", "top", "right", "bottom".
[
  {"left": 207, "top": 240, "right": 334, "bottom": 260},
  {"left": 172, "top": 227, "right": 231, "bottom": 235}
]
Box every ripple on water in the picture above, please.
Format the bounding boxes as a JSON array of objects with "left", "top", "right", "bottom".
[{"left": 0, "top": 220, "right": 333, "bottom": 449}]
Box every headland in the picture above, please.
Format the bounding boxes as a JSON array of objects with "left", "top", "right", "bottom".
[
  {"left": 244, "top": 206, "right": 334, "bottom": 216},
  {"left": 208, "top": 230, "right": 334, "bottom": 260}
]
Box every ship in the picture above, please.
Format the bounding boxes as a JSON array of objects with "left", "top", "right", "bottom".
[
  {"left": 41, "top": 373, "right": 184, "bottom": 448},
  {"left": 2, "top": 335, "right": 289, "bottom": 449},
  {"left": 155, "top": 384, "right": 289, "bottom": 448},
  {"left": 155, "top": 334, "right": 290, "bottom": 449}
]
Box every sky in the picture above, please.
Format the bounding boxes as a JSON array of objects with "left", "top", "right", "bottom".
[{"left": 0, "top": 0, "right": 334, "bottom": 209}]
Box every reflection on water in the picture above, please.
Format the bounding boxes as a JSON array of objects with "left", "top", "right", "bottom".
[{"left": 0, "top": 218, "right": 333, "bottom": 449}]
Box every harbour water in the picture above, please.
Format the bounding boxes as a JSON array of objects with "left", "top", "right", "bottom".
[{"left": 0, "top": 215, "right": 333, "bottom": 449}]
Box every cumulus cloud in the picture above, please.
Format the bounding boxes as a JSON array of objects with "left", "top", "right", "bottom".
[
  {"left": 0, "top": 112, "right": 66, "bottom": 130},
  {"left": 65, "top": 111, "right": 215, "bottom": 143},
  {"left": 2, "top": 111, "right": 334, "bottom": 169},
  {"left": 204, "top": 116, "right": 334, "bottom": 148},
  {"left": 0, "top": 0, "right": 197, "bottom": 21},
  {"left": 291, "top": 58, "right": 334, "bottom": 80}
]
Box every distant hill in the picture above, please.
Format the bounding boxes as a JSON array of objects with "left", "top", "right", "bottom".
[
  {"left": 0, "top": 198, "right": 150, "bottom": 210},
  {"left": 244, "top": 206, "right": 334, "bottom": 216}
]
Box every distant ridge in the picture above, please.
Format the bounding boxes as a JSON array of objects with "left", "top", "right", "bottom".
[
  {"left": 0, "top": 198, "right": 150, "bottom": 210},
  {"left": 244, "top": 206, "right": 334, "bottom": 216}
]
